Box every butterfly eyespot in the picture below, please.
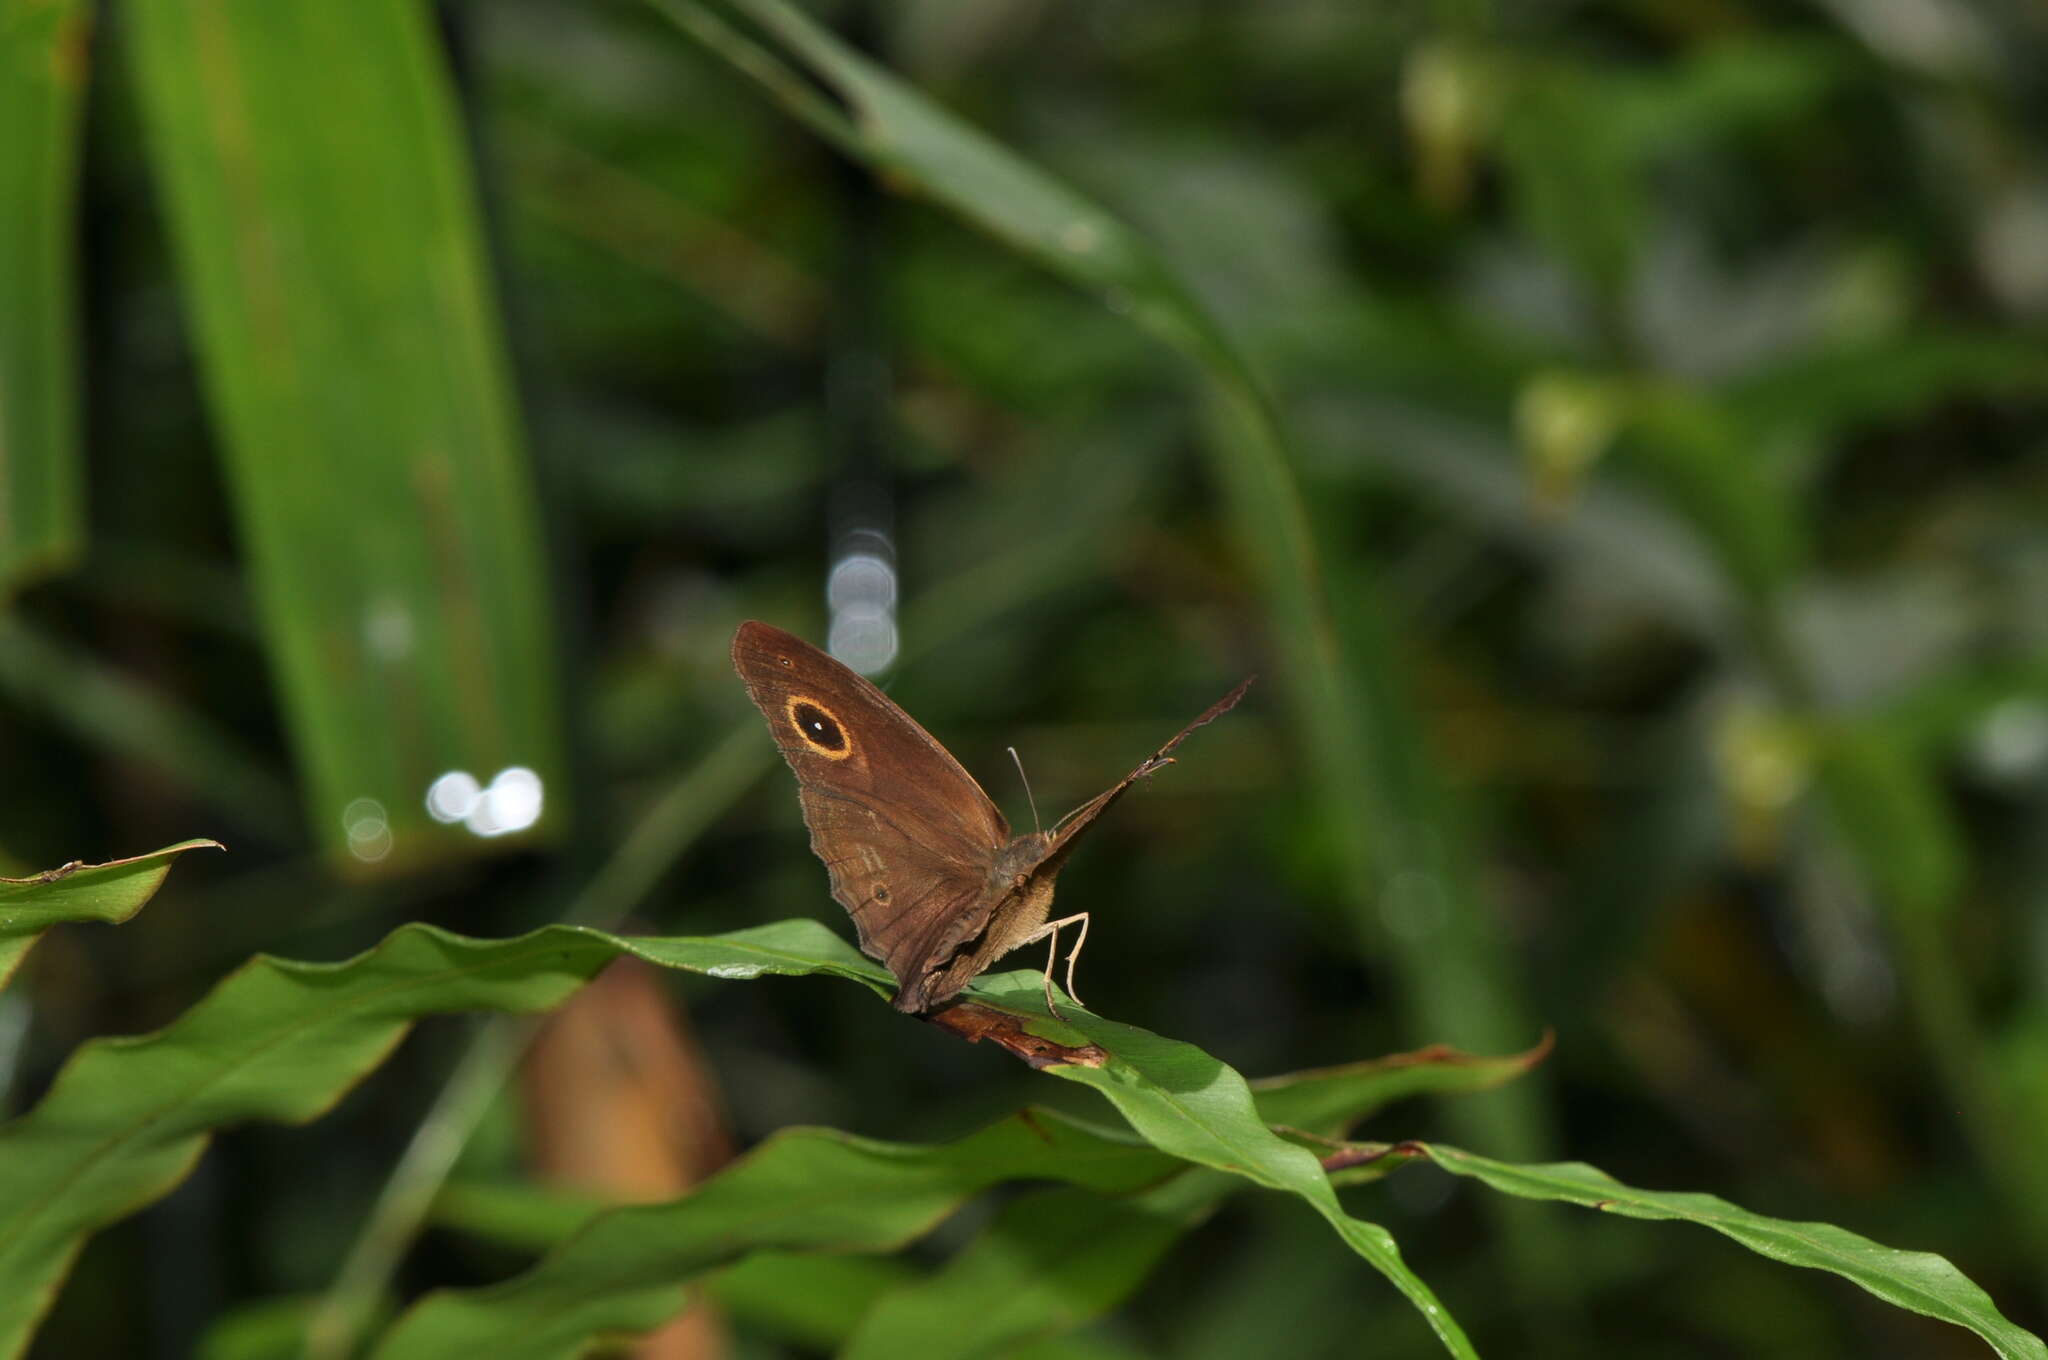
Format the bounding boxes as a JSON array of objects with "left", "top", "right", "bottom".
[
  {"left": 785, "top": 698, "right": 852, "bottom": 758},
  {"left": 873, "top": 884, "right": 890, "bottom": 903}
]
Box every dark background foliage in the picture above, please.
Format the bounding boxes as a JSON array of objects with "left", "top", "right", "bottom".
[{"left": 4, "top": 0, "right": 2046, "bottom": 1355}]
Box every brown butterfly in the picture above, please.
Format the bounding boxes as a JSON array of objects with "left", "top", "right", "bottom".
[{"left": 732, "top": 621, "right": 1250, "bottom": 1015}]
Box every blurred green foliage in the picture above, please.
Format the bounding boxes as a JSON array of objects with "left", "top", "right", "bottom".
[{"left": 2, "top": 0, "right": 2046, "bottom": 1354}]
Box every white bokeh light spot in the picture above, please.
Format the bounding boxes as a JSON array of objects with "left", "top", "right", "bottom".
[
  {"left": 466, "top": 766, "right": 544, "bottom": 838},
  {"left": 341, "top": 797, "right": 393, "bottom": 863},
  {"left": 425, "top": 770, "right": 483, "bottom": 824}
]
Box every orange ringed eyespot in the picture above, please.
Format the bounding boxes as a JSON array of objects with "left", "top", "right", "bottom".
[{"left": 785, "top": 697, "right": 852, "bottom": 758}]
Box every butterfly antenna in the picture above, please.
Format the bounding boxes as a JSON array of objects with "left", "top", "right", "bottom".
[{"left": 1008, "top": 746, "right": 1042, "bottom": 836}]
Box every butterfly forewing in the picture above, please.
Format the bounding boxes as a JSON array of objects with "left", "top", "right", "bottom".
[
  {"left": 731, "top": 622, "right": 1011, "bottom": 989},
  {"left": 735, "top": 620, "right": 1252, "bottom": 1013}
]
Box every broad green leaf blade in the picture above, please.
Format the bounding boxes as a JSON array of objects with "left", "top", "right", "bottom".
[
  {"left": 1414, "top": 1143, "right": 2046, "bottom": 1360},
  {"left": 125, "top": 0, "right": 564, "bottom": 865},
  {"left": 842, "top": 1180, "right": 1212, "bottom": 1360},
  {"left": 197, "top": 1294, "right": 327, "bottom": 1360},
  {"left": 0, "top": 839, "right": 222, "bottom": 988},
  {"left": 376, "top": 960, "right": 1470, "bottom": 1359},
  {"left": 1250, "top": 1036, "right": 1553, "bottom": 1138},
  {"left": 430, "top": 1181, "right": 614, "bottom": 1255},
  {"left": 965, "top": 974, "right": 1476, "bottom": 1360},
  {"left": 709, "top": 1253, "right": 913, "bottom": 1349},
  {"left": 0, "top": 917, "right": 871, "bottom": 1357},
  {"left": 0, "top": 0, "right": 87, "bottom": 594},
  {"left": 376, "top": 1111, "right": 1181, "bottom": 1359}
]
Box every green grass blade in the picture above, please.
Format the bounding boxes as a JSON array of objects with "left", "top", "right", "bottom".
[
  {"left": 0, "top": 839, "right": 222, "bottom": 988},
  {"left": 358, "top": 954, "right": 1469, "bottom": 1357},
  {"left": 376, "top": 1112, "right": 1179, "bottom": 1359},
  {"left": 1416, "top": 1142, "right": 2046, "bottom": 1360},
  {"left": 842, "top": 1181, "right": 1211, "bottom": 1360},
  {"left": 0, "top": 0, "right": 87, "bottom": 594},
  {"left": 123, "top": 0, "right": 563, "bottom": 864},
  {"left": 429, "top": 1181, "right": 614, "bottom": 1254},
  {"left": 709, "top": 1253, "right": 913, "bottom": 1349},
  {"left": 1250, "top": 1036, "right": 1554, "bottom": 1138},
  {"left": 965, "top": 977, "right": 1473, "bottom": 1359}
]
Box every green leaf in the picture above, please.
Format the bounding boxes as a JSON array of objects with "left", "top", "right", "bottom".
[
  {"left": 19, "top": 907, "right": 2014, "bottom": 1360},
  {"left": 0, "top": 917, "right": 873, "bottom": 1356},
  {"left": 197, "top": 1294, "right": 326, "bottom": 1360},
  {"left": 842, "top": 1180, "right": 1214, "bottom": 1360},
  {"left": 1250, "top": 1036, "right": 1554, "bottom": 1138},
  {"left": 1412, "top": 1143, "right": 2047, "bottom": 1360},
  {"left": 375, "top": 1109, "right": 1180, "bottom": 1358},
  {"left": 968, "top": 974, "right": 1475, "bottom": 1359},
  {"left": 0, "top": 0, "right": 87, "bottom": 594},
  {"left": 430, "top": 1181, "right": 615, "bottom": 1254},
  {"left": 378, "top": 960, "right": 1471, "bottom": 1358},
  {"left": 124, "top": 0, "right": 564, "bottom": 865},
  {"left": 709, "top": 1252, "right": 914, "bottom": 1349},
  {"left": 0, "top": 839, "right": 222, "bottom": 988}
]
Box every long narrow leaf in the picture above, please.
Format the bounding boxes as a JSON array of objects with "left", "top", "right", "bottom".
[
  {"left": 1250, "top": 1036, "right": 1553, "bottom": 1138},
  {"left": 842, "top": 1179, "right": 1215, "bottom": 1360},
  {"left": 375, "top": 964, "right": 1472, "bottom": 1356},
  {"left": 967, "top": 975, "right": 1474, "bottom": 1358},
  {"left": 0, "top": 839, "right": 221, "bottom": 988},
  {"left": 1412, "top": 1142, "right": 2046, "bottom": 1360},
  {"left": 124, "top": 0, "right": 563, "bottom": 864},
  {"left": 377, "top": 1110, "right": 1179, "bottom": 1359},
  {"left": 0, "top": 0, "right": 87, "bottom": 594},
  {"left": 708, "top": 1252, "right": 914, "bottom": 1349}
]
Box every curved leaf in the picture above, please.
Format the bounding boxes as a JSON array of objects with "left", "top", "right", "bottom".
[
  {"left": 375, "top": 1110, "right": 1179, "bottom": 1358},
  {"left": 1251, "top": 1035, "right": 1553, "bottom": 1138},
  {"left": 1410, "top": 1142, "right": 2046, "bottom": 1360},
  {"left": 126, "top": 0, "right": 565, "bottom": 865},
  {"left": 379, "top": 964, "right": 1472, "bottom": 1358},
  {"left": 967, "top": 974, "right": 1475, "bottom": 1359},
  {"left": 842, "top": 1179, "right": 1214, "bottom": 1360},
  {"left": 0, "top": 0, "right": 87, "bottom": 594},
  {"left": 709, "top": 1252, "right": 913, "bottom": 1349},
  {"left": 0, "top": 917, "right": 871, "bottom": 1356},
  {"left": 0, "top": 839, "right": 223, "bottom": 988}
]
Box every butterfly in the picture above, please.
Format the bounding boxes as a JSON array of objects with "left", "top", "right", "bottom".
[{"left": 732, "top": 621, "right": 1250, "bottom": 1014}]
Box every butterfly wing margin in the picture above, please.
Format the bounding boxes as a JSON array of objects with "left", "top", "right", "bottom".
[
  {"left": 791, "top": 780, "right": 1003, "bottom": 998},
  {"left": 732, "top": 622, "right": 1011, "bottom": 991}
]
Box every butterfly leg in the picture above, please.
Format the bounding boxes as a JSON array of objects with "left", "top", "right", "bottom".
[{"left": 1022, "top": 912, "right": 1091, "bottom": 1018}]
